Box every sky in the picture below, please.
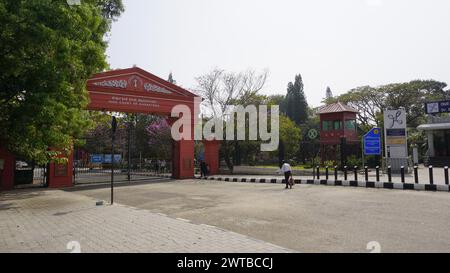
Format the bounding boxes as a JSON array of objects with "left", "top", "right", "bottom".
[{"left": 106, "top": 0, "right": 450, "bottom": 107}]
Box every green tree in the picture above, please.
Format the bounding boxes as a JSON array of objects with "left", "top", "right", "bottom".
[
  {"left": 327, "top": 80, "right": 449, "bottom": 128},
  {"left": 325, "top": 86, "right": 333, "bottom": 100},
  {"left": 286, "top": 75, "right": 309, "bottom": 125},
  {"left": 271, "top": 115, "right": 302, "bottom": 162},
  {"left": 267, "top": 94, "right": 287, "bottom": 114},
  {"left": 298, "top": 107, "right": 321, "bottom": 164},
  {"left": 168, "top": 72, "right": 176, "bottom": 85},
  {"left": 0, "top": 0, "right": 124, "bottom": 164},
  {"left": 195, "top": 68, "right": 268, "bottom": 171}
]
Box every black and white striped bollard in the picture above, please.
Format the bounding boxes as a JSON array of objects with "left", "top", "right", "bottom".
[
  {"left": 414, "top": 165, "right": 419, "bottom": 184},
  {"left": 445, "top": 166, "right": 449, "bottom": 185},
  {"left": 354, "top": 166, "right": 358, "bottom": 181},
  {"left": 365, "top": 166, "right": 369, "bottom": 182},
  {"left": 387, "top": 166, "right": 392, "bottom": 183},
  {"left": 401, "top": 166, "right": 405, "bottom": 183},
  {"left": 376, "top": 166, "right": 380, "bottom": 182},
  {"left": 344, "top": 166, "right": 348, "bottom": 181},
  {"left": 429, "top": 165, "right": 434, "bottom": 185}
]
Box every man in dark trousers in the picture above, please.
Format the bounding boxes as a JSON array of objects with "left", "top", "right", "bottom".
[
  {"left": 200, "top": 160, "right": 208, "bottom": 178},
  {"left": 280, "top": 160, "right": 293, "bottom": 189}
]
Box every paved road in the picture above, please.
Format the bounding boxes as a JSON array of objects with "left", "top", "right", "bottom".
[
  {"left": 0, "top": 188, "right": 289, "bottom": 253},
  {"left": 71, "top": 180, "right": 450, "bottom": 253}
]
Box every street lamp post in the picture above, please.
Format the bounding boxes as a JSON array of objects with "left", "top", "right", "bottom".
[{"left": 111, "top": 116, "right": 117, "bottom": 205}]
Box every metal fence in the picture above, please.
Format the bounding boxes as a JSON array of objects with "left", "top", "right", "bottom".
[
  {"left": 14, "top": 163, "right": 47, "bottom": 189},
  {"left": 73, "top": 159, "right": 172, "bottom": 185}
]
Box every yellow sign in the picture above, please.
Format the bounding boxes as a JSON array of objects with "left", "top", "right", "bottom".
[{"left": 387, "top": 137, "right": 406, "bottom": 145}]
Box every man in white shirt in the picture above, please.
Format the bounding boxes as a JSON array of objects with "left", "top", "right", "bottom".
[{"left": 280, "top": 160, "right": 293, "bottom": 189}]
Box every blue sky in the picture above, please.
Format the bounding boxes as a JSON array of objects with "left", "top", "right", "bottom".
[{"left": 106, "top": 0, "right": 450, "bottom": 106}]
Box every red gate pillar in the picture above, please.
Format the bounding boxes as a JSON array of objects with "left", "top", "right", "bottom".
[
  {"left": 172, "top": 140, "right": 195, "bottom": 179},
  {"left": 47, "top": 151, "right": 74, "bottom": 188},
  {"left": 169, "top": 115, "right": 195, "bottom": 180},
  {"left": 0, "top": 146, "right": 15, "bottom": 191},
  {"left": 203, "top": 140, "right": 220, "bottom": 175}
]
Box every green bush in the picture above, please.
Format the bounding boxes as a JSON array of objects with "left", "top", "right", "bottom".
[
  {"left": 347, "top": 156, "right": 362, "bottom": 169},
  {"left": 324, "top": 160, "right": 337, "bottom": 168}
]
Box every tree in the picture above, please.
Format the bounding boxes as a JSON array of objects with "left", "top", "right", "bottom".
[
  {"left": 327, "top": 80, "right": 449, "bottom": 128},
  {"left": 83, "top": 116, "right": 128, "bottom": 155},
  {"left": 133, "top": 114, "right": 159, "bottom": 159},
  {"left": 265, "top": 114, "right": 302, "bottom": 165},
  {"left": 168, "top": 72, "right": 176, "bottom": 85},
  {"left": 146, "top": 118, "right": 172, "bottom": 160},
  {"left": 267, "top": 94, "right": 287, "bottom": 114},
  {"left": 0, "top": 0, "right": 124, "bottom": 164},
  {"left": 195, "top": 69, "right": 268, "bottom": 118},
  {"left": 194, "top": 68, "right": 268, "bottom": 171},
  {"left": 383, "top": 80, "right": 449, "bottom": 127},
  {"left": 278, "top": 115, "right": 302, "bottom": 161},
  {"left": 326, "top": 86, "right": 385, "bottom": 128},
  {"left": 298, "top": 106, "right": 321, "bottom": 164},
  {"left": 286, "top": 75, "right": 309, "bottom": 125},
  {"left": 325, "top": 86, "right": 333, "bottom": 100}
]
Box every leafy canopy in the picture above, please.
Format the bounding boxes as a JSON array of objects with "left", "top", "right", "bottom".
[{"left": 0, "top": 0, "right": 124, "bottom": 164}]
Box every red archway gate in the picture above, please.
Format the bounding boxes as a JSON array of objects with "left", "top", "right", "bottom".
[
  {"left": 87, "top": 67, "right": 198, "bottom": 180},
  {"left": 47, "top": 67, "right": 199, "bottom": 188}
]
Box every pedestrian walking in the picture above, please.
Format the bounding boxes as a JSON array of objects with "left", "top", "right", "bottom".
[
  {"left": 154, "top": 160, "right": 159, "bottom": 174},
  {"left": 280, "top": 160, "right": 294, "bottom": 189},
  {"left": 160, "top": 160, "right": 166, "bottom": 174}
]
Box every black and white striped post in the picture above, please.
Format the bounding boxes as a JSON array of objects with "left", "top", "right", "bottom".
[
  {"left": 401, "top": 166, "right": 405, "bottom": 183},
  {"left": 326, "top": 166, "right": 329, "bottom": 180},
  {"left": 316, "top": 166, "right": 320, "bottom": 180},
  {"left": 334, "top": 166, "right": 338, "bottom": 181},
  {"left": 354, "top": 166, "right": 358, "bottom": 181},
  {"left": 376, "top": 166, "right": 380, "bottom": 182},
  {"left": 429, "top": 165, "right": 434, "bottom": 185},
  {"left": 387, "top": 166, "right": 392, "bottom": 183},
  {"left": 414, "top": 165, "right": 419, "bottom": 184},
  {"left": 365, "top": 166, "right": 369, "bottom": 182},
  {"left": 445, "top": 166, "right": 449, "bottom": 185},
  {"left": 344, "top": 166, "right": 348, "bottom": 181}
]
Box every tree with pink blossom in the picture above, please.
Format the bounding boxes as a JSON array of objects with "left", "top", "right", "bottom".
[{"left": 146, "top": 118, "right": 172, "bottom": 159}]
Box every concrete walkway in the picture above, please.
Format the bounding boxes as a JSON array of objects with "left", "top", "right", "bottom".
[{"left": 0, "top": 189, "right": 290, "bottom": 253}]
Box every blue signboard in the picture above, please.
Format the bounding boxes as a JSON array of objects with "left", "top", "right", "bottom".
[
  {"left": 386, "top": 129, "right": 406, "bottom": 137},
  {"left": 90, "top": 154, "right": 104, "bottom": 164},
  {"left": 364, "top": 128, "right": 382, "bottom": 156},
  {"left": 103, "top": 154, "right": 122, "bottom": 164},
  {"left": 425, "top": 100, "right": 450, "bottom": 114}
]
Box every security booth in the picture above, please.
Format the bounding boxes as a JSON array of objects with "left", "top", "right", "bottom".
[
  {"left": 418, "top": 100, "right": 450, "bottom": 167},
  {"left": 319, "top": 102, "right": 359, "bottom": 166}
]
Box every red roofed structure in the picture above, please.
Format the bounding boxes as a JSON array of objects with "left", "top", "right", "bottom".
[{"left": 319, "top": 102, "right": 359, "bottom": 164}]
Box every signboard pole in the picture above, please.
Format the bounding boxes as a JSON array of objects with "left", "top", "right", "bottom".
[
  {"left": 361, "top": 138, "right": 365, "bottom": 168},
  {"left": 383, "top": 109, "right": 408, "bottom": 172},
  {"left": 127, "top": 118, "right": 131, "bottom": 182}
]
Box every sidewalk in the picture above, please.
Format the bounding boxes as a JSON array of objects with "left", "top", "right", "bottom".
[{"left": 0, "top": 189, "right": 290, "bottom": 253}]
